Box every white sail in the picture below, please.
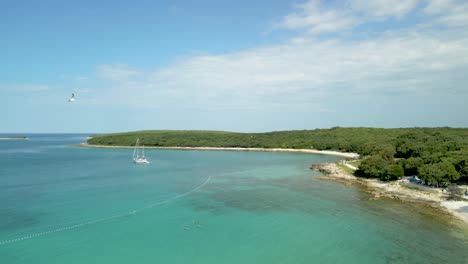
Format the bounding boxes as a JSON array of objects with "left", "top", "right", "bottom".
[{"left": 133, "top": 138, "right": 150, "bottom": 164}]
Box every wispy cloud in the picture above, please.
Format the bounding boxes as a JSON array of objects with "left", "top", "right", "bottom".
[
  {"left": 276, "top": 0, "right": 356, "bottom": 34},
  {"left": 2, "top": 84, "right": 50, "bottom": 92},
  {"left": 82, "top": 0, "right": 468, "bottom": 116},
  {"left": 275, "top": 0, "right": 468, "bottom": 34},
  {"left": 275, "top": 0, "right": 421, "bottom": 34},
  {"left": 89, "top": 33, "right": 468, "bottom": 111},
  {"left": 424, "top": 0, "right": 454, "bottom": 14},
  {"left": 351, "top": 0, "right": 420, "bottom": 19},
  {"left": 97, "top": 64, "right": 142, "bottom": 81},
  {"left": 75, "top": 76, "right": 89, "bottom": 81},
  {"left": 426, "top": 0, "right": 468, "bottom": 27}
]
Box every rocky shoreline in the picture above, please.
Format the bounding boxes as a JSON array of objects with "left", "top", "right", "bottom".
[{"left": 312, "top": 162, "right": 468, "bottom": 224}]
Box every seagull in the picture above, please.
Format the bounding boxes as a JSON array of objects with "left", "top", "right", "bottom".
[{"left": 68, "top": 93, "right": 76, "bottom": 102}]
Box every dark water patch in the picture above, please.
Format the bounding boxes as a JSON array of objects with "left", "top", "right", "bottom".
[
  {"left": 356, "top": 196, "right": 468, "bottom": 261},
  {"left": 180, "top": 169, "right": 364, "bottom": 216},
  {"left": 187, "top": 183, "right": 349, "bottom": 217},
  {"left": 183, "top": 169, "right": 468, "bottom": 263},
  {"left": 207, "top": 187, "right": 293, "bottom": 214},
  {"left": 184, "top": 184, "right": 291, "bottom": 215},
  {"left": 184, "top": 195, "right": 230, "bottom": 216},
  {"left": 0, "top": 209, "right": 41, "bottom": 232}
]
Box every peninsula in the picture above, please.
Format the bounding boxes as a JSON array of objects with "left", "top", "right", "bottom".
[
  {"left": 0, "top": 136, "right": 28, "bottom": 140},
  {"left": 86, "top": 128, "right": 468, "bottom": 186},
  {"left": 85, "top": 127, "right": 468, "bottom": 223}
]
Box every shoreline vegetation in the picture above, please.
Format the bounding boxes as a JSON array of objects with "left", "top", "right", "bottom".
[
  {"left": 0, "top": 136, "right": 28, "bottom": 140},
  {"left": 84, "top": 128, "right": 468, "bottom": 224}
]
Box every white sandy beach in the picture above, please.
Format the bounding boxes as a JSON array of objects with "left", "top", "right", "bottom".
[{"left": 78, "top": 143, "right": 360, "bottom": 158}]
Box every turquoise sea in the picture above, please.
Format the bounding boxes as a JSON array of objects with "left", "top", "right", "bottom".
[{"left": 0, "top": 134, "right": 467, "bottom": 263}]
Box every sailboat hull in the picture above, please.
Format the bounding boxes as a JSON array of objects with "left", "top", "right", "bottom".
[{"left": 134, "top": 158, "right": 150, "bottom": 164}]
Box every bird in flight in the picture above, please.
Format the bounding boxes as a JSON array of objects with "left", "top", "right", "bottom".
[{"left": 68, "top": 93, "right": 76, "bottom": 102}]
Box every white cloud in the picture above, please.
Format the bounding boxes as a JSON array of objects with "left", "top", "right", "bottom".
[
  {"left": 351, "top": 0, "right": 420, "bottom": 19},
  {"left": 275, "top": 0, "right": 422, "bottom": 34},
  {"left": 276, "top": 0, "right": 468, "bottom": 35},
  {"left": 424, "top": 0, "right": 468, "bottom": 27},
  {"left": 276, "top": 0, "right": 356, "bottom": 34},
  {"left": 97, "top": 64, "right": 142, "bottom": 81},
  {"left": 87, "top": 0, "right": 468, "bottom": 114},
  {"left": 424, "top": 0, "right": 454, "bottom": 14},
  {"left": 432, "top": 1, "right": 468, "bottom": 27},
  {"left": 90, "top": 32, "right": 468, "bottom": 112}
]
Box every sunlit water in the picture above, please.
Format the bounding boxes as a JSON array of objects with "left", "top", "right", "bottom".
[{"left": 0, "top": 134, "right": 467, "bottom": 263}]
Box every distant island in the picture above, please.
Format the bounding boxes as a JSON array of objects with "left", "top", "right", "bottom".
[{"left": 0, "top": 136, "right": 28, "bottom": 140}]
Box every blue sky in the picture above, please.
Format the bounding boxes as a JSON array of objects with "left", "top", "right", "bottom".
[{"left": 2, "top": 0, "right": 468, "bottom": 133}]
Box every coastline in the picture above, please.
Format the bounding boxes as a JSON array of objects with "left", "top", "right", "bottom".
[
  {"left": 77, "top": 143, "right": 360, "bottom": 158},
  {"left": 313, "top": 162, "right": 468, "bottom": 225},
  {"left": 0, "top": 137, "right": 28, "bottom": 140},
  {"left": 79, "top": 142, "right": 467, "bottom": 224}
]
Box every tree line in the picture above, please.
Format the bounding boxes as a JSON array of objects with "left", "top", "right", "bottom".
[{"left": 87, "top": 127, "right": 468, "bottom": 184}]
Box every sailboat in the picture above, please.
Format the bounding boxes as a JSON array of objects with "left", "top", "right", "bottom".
[{"left": 133, "top": 138, "right": 150, "bottom": 164}]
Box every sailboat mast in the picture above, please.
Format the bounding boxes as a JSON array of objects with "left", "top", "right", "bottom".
[{"left": 133, "top": 138, "right": 139, "bottom": 159}]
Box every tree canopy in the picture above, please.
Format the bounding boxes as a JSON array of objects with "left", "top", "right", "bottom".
[{"left": 88, "top": 127, "right": 468, "bottom": 184}]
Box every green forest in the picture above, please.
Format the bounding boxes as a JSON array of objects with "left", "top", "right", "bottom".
[{"left": 87, "top": 127, "right": 468, "bottom": 185}]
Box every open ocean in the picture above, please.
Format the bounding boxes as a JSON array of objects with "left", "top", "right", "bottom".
[{"left": 0, "top": 134, "right": 467, "bottom": 263}]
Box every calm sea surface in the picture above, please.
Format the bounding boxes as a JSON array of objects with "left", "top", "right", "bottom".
[{"left": 0, "top": 134, "right": 467, "bottom": 263}]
